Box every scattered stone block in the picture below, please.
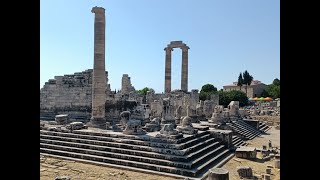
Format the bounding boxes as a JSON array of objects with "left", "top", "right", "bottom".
[
  {"left": 208, "top": 168, "right": 229, "bottom": 180},
  {"left": 266, "top": 168, "right": 272, "bottom": 174},
  {"left": 55, "top": 114, "right": 69, "bottom": 125},
  {"left": 236, "top": 166, "right": 253, "bottom": 178},
  {"left": 66, "top": 122, "right": 86, "bottom": 130},
  {"left": 123, "top": 119, "right": 146, "bottom": 135},
  {"left": 264, "top": 174, "right": 271, "bottom": 180},
  {"left": 274, "top": 159, "right": 280, "bottom": 168},
  {"left": 269, "top": 153, "right": 275, "bottom": 158}
]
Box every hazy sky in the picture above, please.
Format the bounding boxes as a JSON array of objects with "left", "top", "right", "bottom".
[{"left": 40, "top": 0, "right": 280, "bottom": 93}]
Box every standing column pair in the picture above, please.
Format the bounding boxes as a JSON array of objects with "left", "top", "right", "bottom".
[{"left": 164, "top": 46, "right": 189, "bottom": 93}]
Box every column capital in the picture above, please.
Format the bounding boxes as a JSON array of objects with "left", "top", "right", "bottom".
[
  {"left": 181, "top": 46, "right": 190, "bottom": 51},
  {"left": 92, "top": 6, "right": 105, "bottom": 14},
  {"left": 164, "top": 47, "right": 173, "bottom": 51}
]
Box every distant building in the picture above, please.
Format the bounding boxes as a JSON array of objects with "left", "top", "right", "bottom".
[{"left": 223, "top": 80, "right": 267, "bottom": 98}]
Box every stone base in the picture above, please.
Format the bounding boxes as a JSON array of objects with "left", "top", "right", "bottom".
[
  {"left": 112, "top": 124, "right": 123, "bottom": 132},
  {"left": 189, "top": 115, "right": 199, "bottom": 123},
  {"left": 143, "top": 124, "right": 160, "bottom": 132},
  {"left": 155, "top": 133, "right": 183, "bottom": 139},
  {"left": 161, "top": 119, "right": 176, "bottom": 125},
  {"left": 176, "top": 126, "right": 198, "bottom": 135},
  {"left": 175, "top": 118, "right": 181, "bottom": 125},
  {"left": 88, "top": 117, "right": 106, "bottom": 129},
  {"left": 123, "top": 130, "right": 147, "bottom": 135},
  {"left": 195, "top": 115, "right": 206, "bottom": 121}
]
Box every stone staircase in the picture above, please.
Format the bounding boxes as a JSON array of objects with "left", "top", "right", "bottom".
[
  {"left": 232, "top": 136, "right": 247, "bottom": 147},
  {"left": 226, "top": 120, "right": 261, "bottom": 140},
  {"left": 40, "top": 129, "right": 233, "bottom": 179},
  {"left": 258, "top": 122, "right": 271, "bottom": 133}
]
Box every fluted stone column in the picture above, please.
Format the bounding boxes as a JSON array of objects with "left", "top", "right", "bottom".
[
  {"left": 90, "top": 6, "right": 107, "bottom": 128},
  {"left": 164, "top": 47, "right": 173, "bottom": 93},
  {"left": 181, "top": 46, "right": 189, "bottom": 92}
]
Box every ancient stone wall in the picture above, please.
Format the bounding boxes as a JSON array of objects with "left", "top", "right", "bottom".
[
  {"left": 121, "top": 74, "right": 135, "bottom": 95},
  {"left": 40, "top": 69, "right": 111, "bottom": 120}
]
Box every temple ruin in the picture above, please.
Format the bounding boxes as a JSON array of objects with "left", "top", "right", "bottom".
[{"left": 40, "top": 6, "right": 280, "bottom": 180}]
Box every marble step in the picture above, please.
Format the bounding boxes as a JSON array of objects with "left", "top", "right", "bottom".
[
  {"left": 40, "top": 136, "right": 219, "bottom": 162},
  {"left": 40, "top": 132, "right": 213, "bottom": 157},
  {"left": 227, "top": 123, "right": 254, "bottom": 139},
  {"left": 40, "top": 139, "right": 222, "bottom": 169},
  {"left": 40, "top": 144, "right": 229, "bottom": 177},
  {"left": 40, "top": 130, "right": 211, "bottom": 151},
  {"left": 230, "top": 122, "right": 260, "bottom": 138},
  {"left": 58, "top": 129, "right": 210, "bottom": 144},
  {"left": 232, "top": 121, "right": 260, "bottom": 136},
  {"left": 235, "top": 121, "right": 261, "bottom": 135}
]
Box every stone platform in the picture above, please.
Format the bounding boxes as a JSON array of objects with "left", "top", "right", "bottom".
[{"left": 40, "top": 125, "right": 233, "bottom": 179}]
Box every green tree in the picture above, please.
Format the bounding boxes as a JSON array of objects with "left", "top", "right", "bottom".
[
  {"left": 200, "top": 84, "right": 217, "bottom": 92},
  {"left": 266, "top": 79, "right": 280, "bottom": 99},
  {"left": 237, "top": 72, "right": 244, "bottom": 90},
  {"left": 219, "top": 90, "right": 248, "bottom": 107},
  {"left": 218, "top": 91, "right": 230, "bottom": 107},
  {"left": 242, "top": 70, "right": 253, "bottom": 97},
  {"left": 199, "top": 84, "right": 218, "bottom": 101},
  {"left": 136, "top": 87, "right": 153, "bottom": 95},
  {"left": 136, "top": 87, "right": 154, "bottom": 104},
  {"left": 260, "top": 89, "right": 269, "bottom": 97},
  {"left": 272, "top": 78, "right": 280, "bottom": 86}
]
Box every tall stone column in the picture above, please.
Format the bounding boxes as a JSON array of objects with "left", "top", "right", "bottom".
[
  {"left": 181, "top": 46, "right": 189, "bottom": 92},
  {"left": 90, "top": 6, "right": 107, "bottom": 128},
  {"left": 164, "top": 47, "right": 172, "bottom": 93}
]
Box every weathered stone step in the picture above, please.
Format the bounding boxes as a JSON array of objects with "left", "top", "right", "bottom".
[
  {"left": 260, "top": 125, "right": 268, "bottom": 131},
  {"left": 227, "top": 123, "right": 253, "bottom": 138},
  {"left": 54, "top": 129, "right": 209, "bottom": 144},
  {"left": 232, "top": 138, "right": 242, "bottom": 146},
  {"left": 40, "top": 130, "right": 211, "bottom": 150},
  {"left": 232, "top": 121, "right": 260, "bottom": 136},
  {"left": 40, "top": 143, "right": 192, "bottom": 168},
  {"left": 191, "top": 145, "right": 225, "bottom": 168},
  {"left": 230, "top": 122, "right": 260, "bottom": 138},
  {"left": 40, "top": 147, "right": 210, "bottom": 177},
  {"left": 185, "top": 141, "right": 221, "bottom": 162},
  {"left": 40, "top": 137, "right": 219, "bottom": 162},
  {"left": 234, "top": 120, "right": 258, "bottom": 131},
  {"left": 40, "top": 133, "right": 213, "bottom": 157},
  {"left": 233, "top": 140, "right": 246, "bottom": 147},
  {"left": 41, "top": 138, "right": 222, "bottom": 169},
  {"left": 40, "top": 147, "right": 192, "bottom": 176},
  {"left": 40, "top": 138, "right": 185, "bottom": 161},
  {"left": 40, "top": 152, "right": 188, "bottom": 180},
  {"left": 41, "top": 134, "right": 184, "bottom": 156},
  {"left": 259, "top": 123, "right": 266, "bottom": 128},
  {"left": 192, "top": 148, "right": 230, "bottom": 174},
  {"left": 235, "top": 121, "right": 261, "bottom": 135}
]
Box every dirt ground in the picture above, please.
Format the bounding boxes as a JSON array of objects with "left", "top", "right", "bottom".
[
  {"left": 40, "top": 126, "right": 280, "bottom": 180},
  {"left": 251, "top": 116, "right": 280, "bottom": 125},
  {"left": 222, "top": 126, "right": 280, "bottom": 180},
  {"left": 40, "top": 155, "right": 181, "bottom": 180}
]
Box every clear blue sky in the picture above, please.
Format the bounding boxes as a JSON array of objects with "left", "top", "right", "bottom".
[{"left": 40, "top": 0, "right": 280, "bottom": 93}]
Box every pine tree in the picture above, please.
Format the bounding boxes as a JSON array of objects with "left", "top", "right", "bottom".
[
  {"left": 242, "top": 70, "right": 253, "bottom": 97},
  {"left": 237, "top": 72, "right": 243, "bottom": 90}
]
